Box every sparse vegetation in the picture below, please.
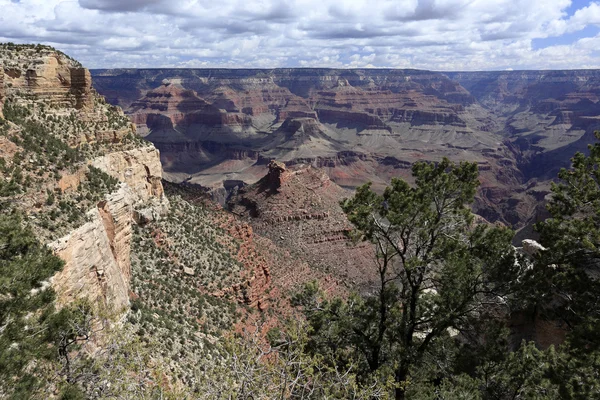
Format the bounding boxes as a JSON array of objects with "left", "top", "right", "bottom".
[
  {"left": 0, "top": 43, "right": 82, "bottom": 69},
  {"left": 128, "top": 192, "right": 244, "bottom": 390}
]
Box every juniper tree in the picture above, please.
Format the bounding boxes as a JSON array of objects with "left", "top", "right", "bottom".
[
  {"left": 528, "top": 132, "right": 600, "bottom": 399},
  {"left": 295, "top": 158, "right": 519, "bottom": 399}
]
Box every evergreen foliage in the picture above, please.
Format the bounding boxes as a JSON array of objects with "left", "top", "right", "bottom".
[
  {"left": 529, "top": 131, "right": 600, "bottom": 399},
  {"left": 294, "top": 158, "right": 520, "bottom": 399},
  {"left": 286, "top": 137, "right": 600, "bottom": 399},
  {"left": 0, "top": 212, "right": 65, "bottom": 398}
]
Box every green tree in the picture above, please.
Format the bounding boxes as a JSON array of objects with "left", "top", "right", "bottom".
[
  {"left": 295, "top": 158, "right": 519, "bottom": 399},
  {"left": 534, "top": 132, "right": 600, "bottom": 330},
  {"left": 0, "top": 212, "right": 65, "bottom": 397},
  {"left": 530, "top": 131, "right": 600, "bottom": 399}
]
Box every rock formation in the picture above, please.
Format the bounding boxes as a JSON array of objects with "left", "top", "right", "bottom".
[
  {"left": 229, "top": 161, "right": 377, "bottom": 290},
  {"left": 92, "top": 68, "right": 600, "bottom": 236},
  {"left": 92, "top": 146, "right": 167, "bottom": 204},
  {"left": 2, "top": 52, "right": 91, "bottom": 109},
  {"left": 50, "top": 186, "right": 134, "bottom": 310},
  {"left": 0, "top": 45, "right": 168, "bottom": 313},
  {"left": 70, "top": 67, "right": 94, "bottom": 110},
  {"left": 50, "top": 146, "right": 168, "bottom": 310},
  {"left": 266, "top": 160, "right": 287, "bottom": 191}
]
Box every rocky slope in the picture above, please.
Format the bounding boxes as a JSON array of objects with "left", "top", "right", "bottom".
[
  {"left": 91, "top": 68, "right": 600, "bottom": 235},
  {"left": 0, "top": 44, "right": 168, "bottom": 312},
  {"left": 50, "top": 147, "right": 168, "bottom": 310},
  {"left": 228, "top": 160, "right": 376, "bottom": 290},
  {"left": 1, "top": 45, "right": 310, "bottom": 321}
]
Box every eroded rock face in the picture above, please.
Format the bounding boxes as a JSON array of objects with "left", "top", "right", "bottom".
[
  {"left": 1, "top": 46, "right": 168, "bottom": 315},
  {"left": 229, "top": 162, "right": 377, "bottom": 291},
  {"left": 70, "top": 67, "right": 94, "bottom": 110},
  {"left": 266, "top": 160, "right": 288, "bottom": 191},
  {"left": 92, "top": 146, "right": 168, "bottom": 207},
  {"left": 51, "top": 146, "right": 168, "bottom": 310},
  {"left": 3, "top": 53, "right": 92, "bottom": 109},
  {"left": 50, "top": 202, "right": 131, "bottom": 310}
]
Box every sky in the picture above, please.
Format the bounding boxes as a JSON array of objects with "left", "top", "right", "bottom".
[{"left": 1, "top": 0, "right": 600, "bottom": 70}]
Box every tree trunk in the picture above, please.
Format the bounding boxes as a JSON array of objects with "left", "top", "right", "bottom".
[{"left": 395, "top": 365, "right": 409, "bottom": 400}]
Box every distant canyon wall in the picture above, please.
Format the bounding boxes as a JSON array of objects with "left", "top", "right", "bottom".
[{"left": 91, "top": 68, "right": 600, "bottom": 233}]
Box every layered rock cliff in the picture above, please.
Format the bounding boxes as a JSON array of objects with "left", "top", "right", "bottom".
[
  {"left": 50, "top": 186, "right": 134, "bottom": 310},
  {"left": 92, "top": 67, "right": 600, "bottom": 235},
  {"left": 50, "top": 147, "right": 168, "bottom": 310},
  {"left": 1, "top": 44, "right": 92, "bottom": 110},
  {"left": 0, "top": 44, "right": 168, "bottom": 312}
]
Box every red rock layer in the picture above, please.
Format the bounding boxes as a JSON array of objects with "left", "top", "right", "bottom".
[{"left": 229, "top": 162, "right": 377, "bottom": 290}]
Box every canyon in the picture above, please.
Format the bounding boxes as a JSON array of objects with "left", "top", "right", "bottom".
[
  {"left": 1, "top": 44, "right": 592, "bottom": 398},
  {"left": 0, "top": 45, "right": 354, "bottom": 319},
  {"left": 91, "top": 68, "right": 600, "bottom": 236}
]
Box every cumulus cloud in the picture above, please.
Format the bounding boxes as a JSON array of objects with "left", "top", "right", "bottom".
[
  {"left": 79, "top": 0, "right": 166, "bottom": 12},
  {"left": 0, "top": 0, "right": 599, "bottom": 70}
]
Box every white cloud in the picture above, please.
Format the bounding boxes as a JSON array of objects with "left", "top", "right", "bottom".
[{"left": 0, "top": 0, "right": 598, "bottom": 70}]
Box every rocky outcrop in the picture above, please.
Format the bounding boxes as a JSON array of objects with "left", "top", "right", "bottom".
[
  {"left": 2, "top": 53, "right": 92, "bottom": 109},
  {"left": 229, "top": 163, "right": 377, "bottom": 291},
  {"left": 92, "top": 146, "right": 167, "bottom": 205},
  {"left": 266, "top": 160, "right": 288, "bottom": 191},
  {"left": 50, "top": 186, "right": 134, "bottom": 310},
  {"left": 51, "top": 146, "right": 168, "bottom": 311},
  {"left": 130, "top": 81, "right": 214, "bottom": 127},
  {"left": 70, "top": 67, "right": 94, "bottom": 110}
]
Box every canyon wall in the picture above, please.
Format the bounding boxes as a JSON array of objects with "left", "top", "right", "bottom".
[
  {"left": 50, "top": 148, "right": 168, "bottom": 310},
  {"left": 1, "top": 45, "right": 168, "bottom": 312},
  {"left": 92, "top": 68, "right": 600, "bottom": 234},
  {"left": 3, "top": 52, "right": 92, "bottom": 109}
]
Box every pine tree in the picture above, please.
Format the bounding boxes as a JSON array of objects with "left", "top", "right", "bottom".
[{"left": 295, "top": 158, "right": 519, "bottom": 399}]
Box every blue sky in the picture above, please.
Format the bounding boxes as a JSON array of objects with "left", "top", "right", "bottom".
[
  {"left": 532, "top": 0, "right": 599, "bottom": 50},
  {"left": 1, "top": 0, "right": 600, "bottom": 70}
]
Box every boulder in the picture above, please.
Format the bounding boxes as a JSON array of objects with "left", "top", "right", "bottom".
[{"left": 183, "top": 267, "right": 195, "bottom": 276}]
